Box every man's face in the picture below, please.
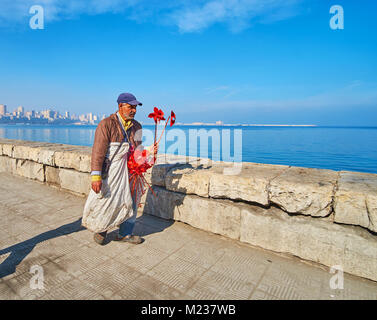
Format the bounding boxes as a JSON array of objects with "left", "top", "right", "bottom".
[{"left": 119, "top": 103, "right": 137, "bottom": 120}]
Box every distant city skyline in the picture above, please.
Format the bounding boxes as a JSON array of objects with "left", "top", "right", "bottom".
[
  {"left": 0, "top": 103, "right": 106, "bottom": 125},
  {"left": 0, "top": 103, "right": 322, "bottom": 127},
  {"left": 0, "top": 103, "right": 228, "bottom": 126}
]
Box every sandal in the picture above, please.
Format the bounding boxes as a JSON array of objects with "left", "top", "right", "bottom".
[
  {"left": 114, "top": 234, "right": 143, "bottom": 244},
  {"left": 93, "top": 231, "right": 107, "bottom": 245}
]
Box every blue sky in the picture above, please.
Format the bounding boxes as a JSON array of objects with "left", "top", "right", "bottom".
[{"left": 0, "top": 0, "right": 376, "bottom": 125}]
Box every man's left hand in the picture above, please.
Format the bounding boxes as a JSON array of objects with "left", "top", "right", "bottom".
[{"left": 147, "top": 142, "right": 159, "bottom": 155}]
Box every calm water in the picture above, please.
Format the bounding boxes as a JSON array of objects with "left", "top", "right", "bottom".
[{"left": 1, "top": 124, "right": 377, "bottom": 174}]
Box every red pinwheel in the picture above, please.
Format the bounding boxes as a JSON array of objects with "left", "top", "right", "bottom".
[
  {"left": 156, "top": 110, "right": 177, "bottom": 145},
  {"left": 148, "top": 107, "right": 165, "bottom": 153},
  {"left": 170, "top": 111, "right": 176, "bottom": 126},
  {"left": 148, "top": 107, "right": 165, "bottom": 124},
  {"left": 128, "top": 107, "right": 176, "bottom": 202}
]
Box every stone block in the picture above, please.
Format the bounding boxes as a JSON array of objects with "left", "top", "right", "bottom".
[
  {"left": 13, "top": 143, "right": 41, "bottom": 161},
  {"left": 149, "top": 163, "right": 180, "bottom": 187},
  {"left": 37, "top": 147, "right": 56, "bottom": 166},
  {"left": 12, "top": 144, "right": 32, "bottom": 160},
  {"left": 28, "top": 143, "right": 61, "bottom": 166},
  {"left": 165, "top": 164, "right": 211, "bottom": 197},
  {"left": 269, "top": 166, "right": 338, "bottom": 217},
  {"left": 240, "top": 204, "right": 377, "bottom": 282},
  {"left": 59, "top": 168, "right": 91, "bottom": 195},
  {"left": 45, "top": 166, "right": 61, "bottom": 186},
  {"left": 209, "top": 163, "right": 289, "bottom": 206},
  {"left": 54, "top": 146, "right": 92, "bottom": 173},
  {"left": 143, "top": 186, "right": 184, "bottom": 220},
  {"left": 136, "top": 154, "right": 188, "bottom": 187},
  {"left": 9, "top": 141, "right": 61, "bottom": 166},
  {"left": 176, "top": 195, "right": 241, "bottom": 240},
  {"left": 156, "top": 153, "right": 197, "bottom": 165},
  {"left": 15, "top": 159, "right": 44, "bottom": 182},
  {"left": 143, "top": 186, "right": 241, "bottom": 240},
  {"left": 2, "top": 143, "right": 14, "bottom": 157},
  {"left": 0, "top": 156, "right": 17, "bottom": 174},
  {"left": 54, "top": 148, "right": 81, "bottom": 170},
  {"left": 334, "top": 171, "right": 377, "bottom": 232},
  {"left": 79, "top": 151, "right": 91, "bottom": 173},
  {"left": 0, "top": 140, "right": 33, "bottom": 158}
]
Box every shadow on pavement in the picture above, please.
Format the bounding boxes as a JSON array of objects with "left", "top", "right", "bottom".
[
  {"left": 104, "top": 214, "right": 175, "bottom": 245},
  {"left": 0, "top": 163, "right": 189, "bottom": 280},
  {"left": 0, "top": 214, "right": 175, "bottom": 278},
  {"left": 0, "top": 218, "right": 85, "bottom": 279}
]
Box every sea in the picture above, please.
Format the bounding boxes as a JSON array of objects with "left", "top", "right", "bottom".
[{"left": 0, "top": 124, "right": 377, "bottom": 174}]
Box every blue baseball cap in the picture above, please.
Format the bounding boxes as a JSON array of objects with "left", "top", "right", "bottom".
[{"left": 117, "top": 93, "right": 142, "bottom": 106}]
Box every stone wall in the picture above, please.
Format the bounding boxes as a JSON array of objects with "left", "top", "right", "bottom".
[{"left": 1, "top": 138, "right": 377, "bottom": 282}]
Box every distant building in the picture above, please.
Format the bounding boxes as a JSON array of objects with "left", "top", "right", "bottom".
[
  {"left": 17, "top": 106, "right": 24, "bottom": 116},
  {"left": 0, "top": 104, "right": 6, "bottom": 116},
  {"left": 43, "top": 110, "right": 51, "bottom": 119},
  {"left": 88, "top": 113, "right": 98, "bottom": 124}
]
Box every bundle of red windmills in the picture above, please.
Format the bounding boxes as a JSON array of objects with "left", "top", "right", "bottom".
[{"left": 127, "top": 108, "right": 176, "bottom": 203}]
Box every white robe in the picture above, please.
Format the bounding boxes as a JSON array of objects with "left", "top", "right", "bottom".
[{"left": 82, "top": 142, "right": 134, "bottom": 233}]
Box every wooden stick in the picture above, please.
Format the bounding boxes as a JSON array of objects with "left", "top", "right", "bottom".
[{"left": 156, "top": 116, "right": 170, "bottom": 146}]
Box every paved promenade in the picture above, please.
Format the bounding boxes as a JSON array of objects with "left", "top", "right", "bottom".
[{"left": 0, "top": 172, "right": 376, "bottom": 300}]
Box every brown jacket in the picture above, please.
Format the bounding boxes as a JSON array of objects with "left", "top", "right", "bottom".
[{"left": 91, "top": 113, "right": 142, "bottom": 172}]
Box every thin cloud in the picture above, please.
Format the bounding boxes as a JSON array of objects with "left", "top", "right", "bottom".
[
  {"left": 171, "top": 0, "right": 303, "bottom": 33},
  {"left": 205, "top": 84, "right": 261, "bottom": 98},
  {"left": 194, "top": 82, "right": 377, "bottom": 111},
  {"left": 205, "top": 85, "right": 231, "bottom": 94},
  {"left": 0, "top": 0, "right": 137, "bottom": 23},
  {"left": 0, "top": 0, "right": 304, "bottom": 32}
]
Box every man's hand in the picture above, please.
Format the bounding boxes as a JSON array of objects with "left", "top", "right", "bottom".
[
  {"left": 92, "top": 180, "right": 102, "bottom": 193},
  {"left": 147, "top": 142, "right": 159, "bottom": 155}
]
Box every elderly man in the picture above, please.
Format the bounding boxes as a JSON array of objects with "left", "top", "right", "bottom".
[{"left": 82, "top": 92, "right": 155, "bottom": 245}]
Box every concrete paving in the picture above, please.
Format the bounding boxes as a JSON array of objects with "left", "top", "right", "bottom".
[{"left": 0, "top": 172, "right": 376, "bottom": 300}]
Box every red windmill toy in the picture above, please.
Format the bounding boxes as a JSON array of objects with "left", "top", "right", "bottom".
[{"left": 127, "top": 108, "right": 176, "bottom": 203}]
